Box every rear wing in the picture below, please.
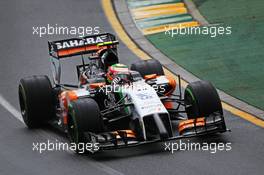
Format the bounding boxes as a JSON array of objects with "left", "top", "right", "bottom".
[{"left": 48, "top": 33, "right": 118, "bottom": 59}]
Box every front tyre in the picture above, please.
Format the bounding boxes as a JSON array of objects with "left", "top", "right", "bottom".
[
  {"left": 68, "top": 98, "right": 104, "bottom": 153},
  {"left": 18, "top": 75, "right": 55, "bottom": 128},
  {"left": 184, "top": 80, "right": 223, "bottom": 119}
]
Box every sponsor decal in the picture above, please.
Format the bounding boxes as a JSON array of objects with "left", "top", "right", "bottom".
[
  {"left": 55, "top": 35, "right": 108, "bottom": 50},
  {"left": 136, "top": 93, "right": 153, "bottom": 100}
]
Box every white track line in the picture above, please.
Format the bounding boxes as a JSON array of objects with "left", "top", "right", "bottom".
[
  {"left": 0, "top": 93, "right": 125, "bottom": 175},
  {"left": 0, "top": 94, "right": 23, "bottom": 123}
]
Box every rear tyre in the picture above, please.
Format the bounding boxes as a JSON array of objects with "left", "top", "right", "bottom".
[
  {"left": 184, "top": 80, "right": 223, "bottom": 119},
  {"left": 68, "top": 98, "right": 104, "bottom": 153},
  {"left": 130, "top": 59, "right": 164, "bottom": 77},
  {"left": 18, "top": 75, "right": 55, "bottom": 128}
]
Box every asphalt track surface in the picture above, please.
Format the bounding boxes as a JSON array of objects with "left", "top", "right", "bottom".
[{"left": 0, "top": 0, "right": 263, "bottom": 175}]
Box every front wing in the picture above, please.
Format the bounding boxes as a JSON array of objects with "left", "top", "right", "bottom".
[{"left": 86, "top": 114, "right": 229, "bottom": 151}]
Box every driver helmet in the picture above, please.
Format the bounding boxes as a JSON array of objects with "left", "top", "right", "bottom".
[{"left": 106, "top": 63, "right": 129, "bottom": 83}]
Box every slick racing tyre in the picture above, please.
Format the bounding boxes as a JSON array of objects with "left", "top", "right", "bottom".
[
  {"left": 18, "top": 75, "right": 55, "bottom": 128},
  {"left": 131, "top": 59, "right": 164, "bottom": 77},
  {"left": 184, "top": 80, "right": 223, "bottom": 119},
  {"left": 68, "top": 98, "right": 104, "bottom": 153}
]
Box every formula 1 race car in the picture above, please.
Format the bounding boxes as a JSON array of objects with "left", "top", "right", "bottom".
[{"left": 18, "top": 33, "right": 228, "bottom": 153}]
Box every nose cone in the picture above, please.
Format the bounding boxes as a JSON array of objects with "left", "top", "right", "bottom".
[{"left": 153, "top": 113, "right": 169, "bottom": 140}]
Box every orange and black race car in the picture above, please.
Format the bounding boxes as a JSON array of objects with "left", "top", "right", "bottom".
[{"left": 18, "top": 33, "right": 228, "bottom": 153}]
